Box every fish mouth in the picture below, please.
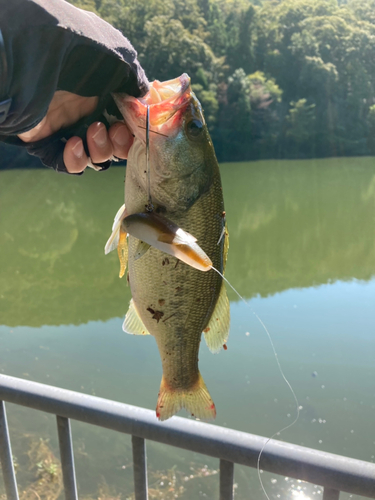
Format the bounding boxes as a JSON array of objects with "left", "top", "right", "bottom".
[
  {"left": 113, "top": 74, "right": 192, "bottom": 139},
  {"left": 141, "top": 73, "right": 191, "bottom": 127}
]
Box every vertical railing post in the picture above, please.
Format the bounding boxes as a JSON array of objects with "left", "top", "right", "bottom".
[
  {"left": 0, "top": 401, "right": 19, "bottom": 500},
  {"left": 132, "top": 435, "right": 148, "bottom": 500},
  {"left": 220, "top": 459, "right": 234, "bottom": 500},
  {"left": 323, "top": 487, "right": 340, "bottom": 500},
  {"left": 56, "top": 416, "right": 78, "bottom": 500}
]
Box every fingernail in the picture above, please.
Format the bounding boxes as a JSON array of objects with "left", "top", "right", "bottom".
[
  {"left": 112, "top": 126, "right": 128, "bottom": 146},
  {"left": 72, "top": 140, "right": 84, "bottom": 158},
  {"left": 92, "top": 124, "right": 107, "bottom": 147}
]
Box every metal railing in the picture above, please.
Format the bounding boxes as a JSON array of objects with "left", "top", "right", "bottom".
[{"left": 0, "top": 374, "right": 374, "bottom": 500}]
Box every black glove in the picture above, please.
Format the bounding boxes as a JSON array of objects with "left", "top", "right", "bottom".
[{"left": 0, "top": 0, "right": 149, "bottom": 174}]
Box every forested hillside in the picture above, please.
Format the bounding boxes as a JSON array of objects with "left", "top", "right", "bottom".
[{"left": 68, "top": 0, "right": 375, "bottom": 161}]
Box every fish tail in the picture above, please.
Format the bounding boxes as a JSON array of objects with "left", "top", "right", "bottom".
[{"left": 156, "top": 373, "right": 216, "bottom": 421}]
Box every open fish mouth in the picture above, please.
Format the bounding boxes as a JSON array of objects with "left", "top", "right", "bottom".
[{"left": 113, "top": 73, "right": 192, "bottom": 139}]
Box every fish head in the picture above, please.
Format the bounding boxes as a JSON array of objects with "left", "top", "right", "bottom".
[{"left": 114, "top": 74, "right": 216, "bottom": 212}]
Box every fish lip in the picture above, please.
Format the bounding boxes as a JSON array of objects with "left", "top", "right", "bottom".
[
  {"left": 145, "top": 73, "right": 191, "bottom": 128},
  {"left": 114, "top": 73, "right": 191, "bottom": 109},
  {"left": 113, "top": 74, "right": 192, "bottom": 136}
]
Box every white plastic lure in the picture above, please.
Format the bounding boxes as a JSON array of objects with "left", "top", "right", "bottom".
[
  {"left": 122, "top": 212, "right": 212, "bottom": 272},
  {"left": 105, "top": 209, "right": 212, "bottom": 273}
]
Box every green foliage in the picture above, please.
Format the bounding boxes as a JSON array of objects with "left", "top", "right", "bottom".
[
  {"left": 286, "top": 99, "right": 316, "bottom": 156},
  {"left": 67, "top": 0, "right": 375, "bottom": 160},
  {"left": 287, "top": 99, "right": 316, "bottom": 139},
  {"left": 70, "top": 0, "right": 98, "bottom": 13},
  {"left": 368, "top": 104, "right": 375, "bottom": 124},
  {"left": 215, "top": 68, "right": 283, "bottom": 159},
  {"left": 140, "top": 16, "right": 217, "bottom": 81},
  {"left": 192, "top": 83, "right": 219, "bottom": 127},
  {"left": 248, "top": 71, "right": 283, "bottom": 106},
  {"left": 367, "top": 104, "right": 375, "bottom": 153}
]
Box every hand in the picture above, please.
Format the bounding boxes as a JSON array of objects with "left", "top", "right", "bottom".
[{"left": 18, "top": 91, "right": 134, "bottom": 173}]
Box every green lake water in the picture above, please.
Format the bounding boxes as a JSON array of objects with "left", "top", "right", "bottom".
[{"left": 0, "top": 158, "right": 375, "bottom": 499}]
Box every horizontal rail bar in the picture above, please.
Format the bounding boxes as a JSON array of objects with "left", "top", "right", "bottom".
[{"left": 0, "top": 375, "right": 374, "bottom": 498}]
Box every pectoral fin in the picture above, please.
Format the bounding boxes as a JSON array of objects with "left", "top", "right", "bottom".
[
  {"left": 118, "top": 224, "right": 128, "bottom": 278},
  {"left": 203, "top": 282, "right": 230, "bottom": 353},
  {"left": 122, "top": 212, "right": 212, "bottom": 272},
  {"left": 104, "top": 205, "right": 128, "bottom": 278},
  {"left": 123, "top": 299, "right": 151, "bottom": 335},
  {"left": 104, "top": 204, "right": 127, "bottom": 255}
]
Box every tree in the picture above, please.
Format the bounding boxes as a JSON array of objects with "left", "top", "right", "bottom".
[
  {"left": 215, "top": 68, "right": 282, "bottom": 160},
  {"left": 285, "top": 99, "right": 316, "bottom": 156}
]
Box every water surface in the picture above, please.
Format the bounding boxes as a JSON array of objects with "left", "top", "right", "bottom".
[{"left": 1, "top": 158, "right": 374, "bottom": 499}]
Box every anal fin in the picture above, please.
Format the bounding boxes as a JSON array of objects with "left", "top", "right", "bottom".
[
  {"left": 123, "top": 299, "right": 151, "bottom": 335},
  {"left": 203, "top": 281, "right": 230, "bottom": 353}
]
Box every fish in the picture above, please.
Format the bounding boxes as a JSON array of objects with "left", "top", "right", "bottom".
[{"left": 105, "top": 74, "right": 230, "bottom": 421}]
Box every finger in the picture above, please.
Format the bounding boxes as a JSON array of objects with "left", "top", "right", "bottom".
[
  {"left": 63, "top": 137, "right": 89, "bottom": 174},
  {"left": 87, "top": 122, "right": 113, "bottom": 164},
  {"left": 109, "top": 122, "right": 134, "bottom": 159}
]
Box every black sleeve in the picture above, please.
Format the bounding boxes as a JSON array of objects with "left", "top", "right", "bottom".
[{"left": 0, "top": 0, "right": 149, "bottom": 172}]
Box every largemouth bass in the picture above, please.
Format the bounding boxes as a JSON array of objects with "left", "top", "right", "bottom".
[{"left": 106, "top": 74, "right": 229, "bottom": 421}]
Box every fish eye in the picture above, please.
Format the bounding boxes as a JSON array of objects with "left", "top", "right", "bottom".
[{"left": 186, "top": 119, "right": 204, "bottom": 139}]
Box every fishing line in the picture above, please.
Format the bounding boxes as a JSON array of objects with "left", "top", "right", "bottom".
[
  {"left": 211, "top": 266, "right": 300, "bottom": 500},
  {"left": 145, "top": 105, "right": 154, "bottom": 212},
  {"left": 138, "top": 125, "right": 168, "bottom": 138}
]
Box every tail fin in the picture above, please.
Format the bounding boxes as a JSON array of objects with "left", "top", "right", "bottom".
[{"left": 156, "top": 373, "right": 216, "bottom": 421}]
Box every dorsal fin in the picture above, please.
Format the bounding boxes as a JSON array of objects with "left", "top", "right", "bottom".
[
  {"left": 203, "top": 281, "right": 230, "bottom": 353},
  {"left": 123, "top": 299, "right": 151, "bottom": 336}
]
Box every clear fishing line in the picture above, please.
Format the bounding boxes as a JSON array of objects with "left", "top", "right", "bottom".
[
  {"left": 211, "top": 266, "right": 300, "bottom": 500},
  {"left": 145, "top": 105, "right": 154, "bottom": 212},
  {"left": 142, "top": 98, "right": 297, "bottom": 498}
]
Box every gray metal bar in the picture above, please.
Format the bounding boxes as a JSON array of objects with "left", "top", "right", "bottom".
[
  {"left": 56, "top": 416, "right": 78, "bottom": 500},
  {"left": 220, "top": 459, "right": 234, "bottom": 500},
  {"left": 323, "top": 488, "right": 340, "bottom": 500},
  {"left": 0, "top": 375, "right": 374, "bottom": 499},
  {"left": 0, "top": 401, "right": 19, "bottom": 500},
  {"left": 132, "top": 436, "right": 148, "bottom": 500}
]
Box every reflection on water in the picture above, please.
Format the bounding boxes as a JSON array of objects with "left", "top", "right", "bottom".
[
  {"left": 222, "top": 158, "right": 375, "bottom": 299},
  {"left": 1, "top": 158, "right": 375, "bottom": 326},
  {"left": 0, "top": 159, "right": 374, "bottom": 499}
]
